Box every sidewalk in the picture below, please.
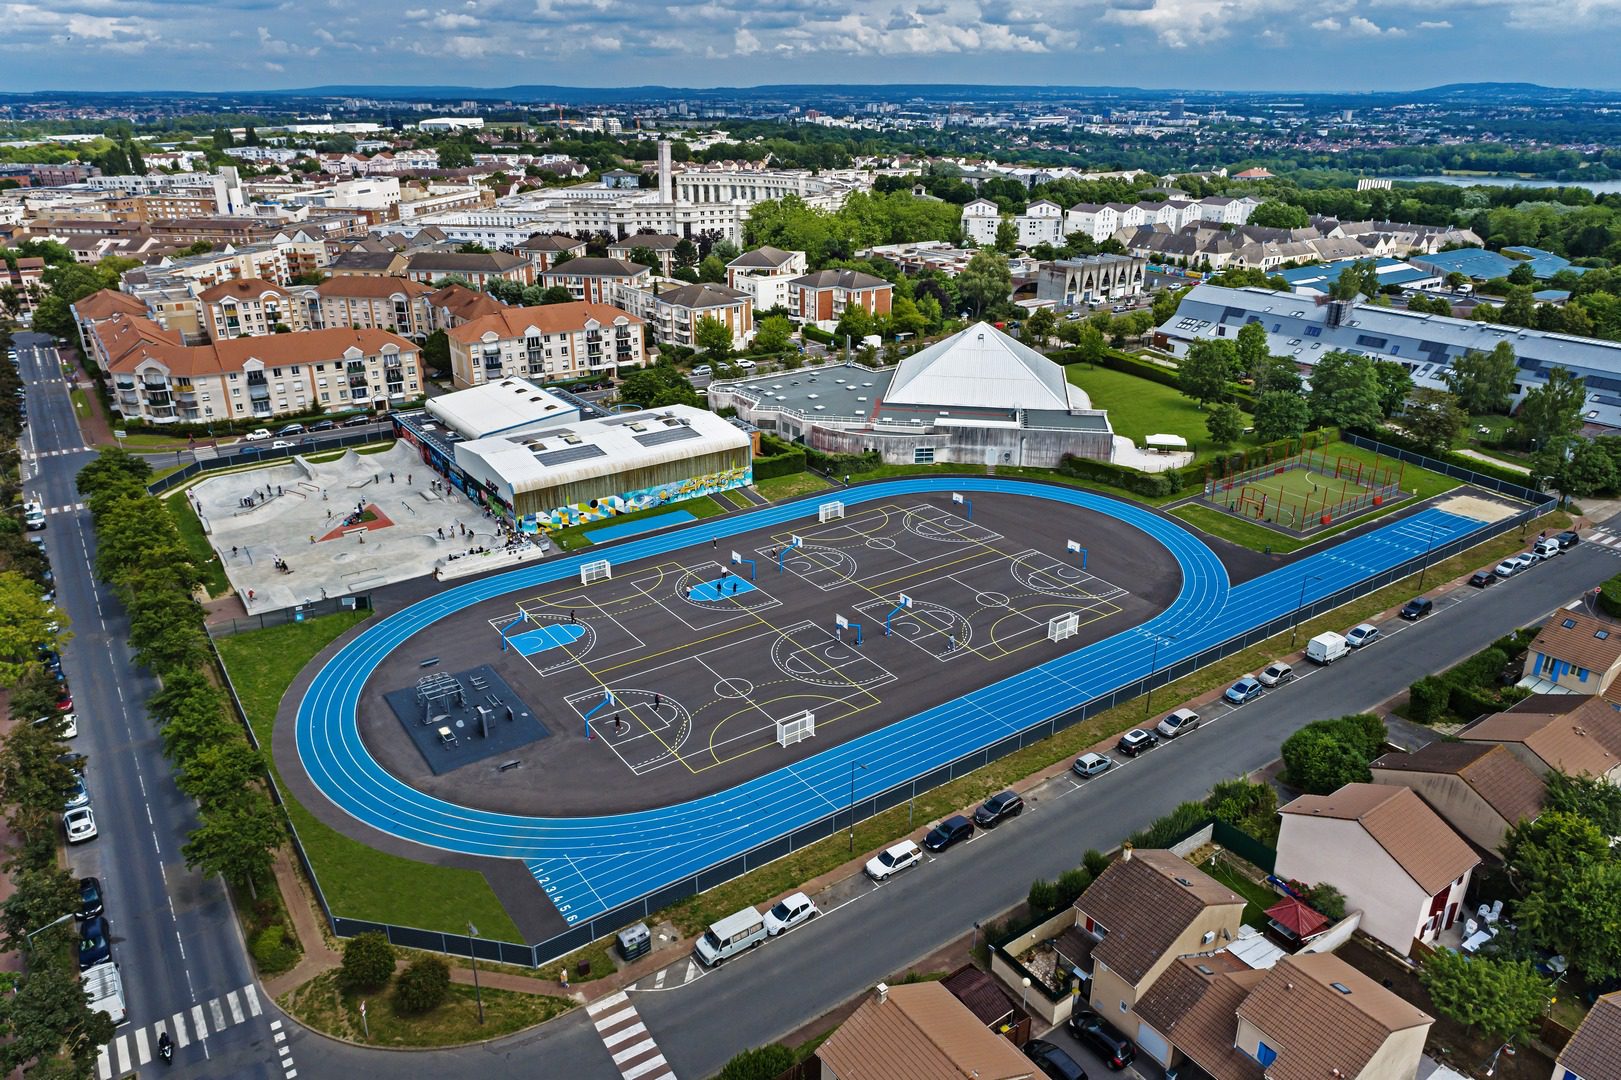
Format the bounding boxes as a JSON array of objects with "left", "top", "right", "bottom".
[{"left": 62, "top": 350, "right": 115, "bottom": 448}]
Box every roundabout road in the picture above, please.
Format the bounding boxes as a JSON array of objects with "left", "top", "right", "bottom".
[{"left": 295, "top": 477, "right": 1491, "bottom": 931}]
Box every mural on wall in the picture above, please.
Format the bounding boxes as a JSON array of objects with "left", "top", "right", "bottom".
[{"left": 538, "top": 464, "right": 753, "bottom": 530}]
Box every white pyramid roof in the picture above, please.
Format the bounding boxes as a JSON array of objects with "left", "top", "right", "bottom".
[{"left": 884, "top": 322, "right": 1073, "bottom": 411}]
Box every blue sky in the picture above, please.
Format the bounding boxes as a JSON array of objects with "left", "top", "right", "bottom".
[{"left": 0, "top": 0, "right": 1612, "bottom": 92}]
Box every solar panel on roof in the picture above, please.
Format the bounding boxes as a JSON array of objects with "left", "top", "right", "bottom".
[
  {"left": 634, "top": 427, "right": 703, "bottom": 448},
  {"left": 533, "top": 444, "right": 607, "bottom": 466}
]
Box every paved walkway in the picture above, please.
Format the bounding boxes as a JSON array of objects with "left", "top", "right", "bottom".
[{"left": 1454, "top": 447, "right": 1529, "bottom": 474}]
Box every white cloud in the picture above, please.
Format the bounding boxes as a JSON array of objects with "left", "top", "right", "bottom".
[
  {"left": 1415, "top": 18, "right": 1451, "bottom": 27},
  {"left": 734, "top": 26, "right": 761, "bottom": 53}
]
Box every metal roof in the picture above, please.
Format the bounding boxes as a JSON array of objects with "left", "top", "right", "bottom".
[{"left": 887, "top": 321, "right": 1076, "bottom": 412}]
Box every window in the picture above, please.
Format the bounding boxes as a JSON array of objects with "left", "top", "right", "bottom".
[
  {"left": 913, "top": 448, "right": 934, "bottom": 464},
  {"left": 1304, "top": 326, "right": 1322, "bottom": 338},
  {"left": 1256, "top": 1043, "right": 1278, "bottom": 1067}
]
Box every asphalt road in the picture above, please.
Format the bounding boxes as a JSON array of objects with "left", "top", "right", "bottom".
[{"left": 14, "top": 332, "right": 291, "bottom": 1079}]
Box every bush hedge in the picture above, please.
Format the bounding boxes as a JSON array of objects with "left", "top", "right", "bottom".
[
  {"left": 805, "top": 446, "right": 879, "bottom": 476},
  {"left": 801, "top": 324, "right": 835, "bottom": 346},
  {"left": 1599, "top": 573, "right": 1621, "bottom": 618},
  {"left": 752, "top": 433, "right": 807, "bottom": 481},
  {"left": 1361, "top": 425, "right": 1540, "bottom": 490},
  {"left": 1406, "top": 629, "right": 1536, "bottom": 724}
]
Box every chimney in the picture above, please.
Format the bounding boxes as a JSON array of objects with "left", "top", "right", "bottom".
[
  {"left": 658, "top": 140, "right": 673, "bottom": 204},
  {"left": 875, "top": 982, "right": 889, "bottom": 1004},
  {"left": 1121, "top": 843, "right": 1133, "bottom": 861}
]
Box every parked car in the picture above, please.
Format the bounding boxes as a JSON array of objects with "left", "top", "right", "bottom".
[
  {"left": 77, "top": 876, "right": 103, "bottom": 920},
  {"left": 23, "top": 501, "right": 46, "bottom": 530},
  {"left": 64, "top": 775, "right": 89, "bottom": 810},
  {"left": 64, "top": 806, "right": 96, "bottom": 843},
  {"left": 36, "top": 713, "right": 76, "bottom": 738},
  {"left": 692, "top": 364, "right": 712, "bottom": 377},
  {"left": 1224, "top": 676, "right": 1263, "bottom": 705},
  {"left": 308, "top": 419, "right": 337, "bottom": 432},
  {"left": 1068, "top": 1009, "right": 1137, "bottom": 1070},
  {"left": 1345, "top": 623, "right": 1381, "bottom": 648},
  {"left": 1116, "top": 728, "right": 1158, "bottom": 756},
  {"left": 275, "top": 423, "right": 305, "bottom": 437},
  {"left": 923, "top": 814, "right": 976, "bottom": 852},
  {"left": 243, "top": 428, "right": 271, "bottom": 441},
  {"left": 1532, "top": 537, "right": 1561, "bottom": 561},
  {"left": 1556, "top": 530, "right": 1581, "bottom": 550},
  {"left": 1400, "top": 597, "right": 1433, "bottom": 621},
  {"left": 1256, "top": 662, "right": 1294, "bottom": 688},
  {"left": 342, "top": 415, "right": 375, "bottom": 427},
  {"left": 1155, "top": 708, "right": 1201, "bottom": 739},
  {"left": 735, "top": 359, "right": 757, "bottom": 370},
  {"left": 973, "top": 790, "right": 1024, "bottom": 828},
  {"left": 270, "top": 440, "right": 295, "bottom": 450},
  {"left": 762, "top": 892, "right": 818, "bottom": 935},
  {"left": 1025, "top": 1039, "right": 1089, "bottom": 1080},
  {"left": 1468, "top": 570, "right": 1497, "bottom": 588},
  {"left": 78, "top": 915, "right": 111, "bottom": 970},
  {"left": 1072, "top": 752, "right": 1114, "bottom": 778},
  {"left": 1306, "top": 632, "right": 1347, "bottom": 665},
  {"left": 1509, "top": 553, "right": 1536, "bottom": 573},
  {"left": 1494, "top": 559, "right": 1519, "bottom": 578},
  {"left": 865, "top": 840, "right": 922, "bottom": 882}
]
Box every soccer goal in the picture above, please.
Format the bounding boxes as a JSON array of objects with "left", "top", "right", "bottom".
[
  {"left": 776, "top": 710, "right": 816, "bottom": 748},
  {"left": 580, "top": 559, "right": 612, "bottom": 586},
  {"left": 1048, "top": 612, "right": 1080, "bottom": 643},
  {"left": 818, "top": 500, "right": 845, "bottom": 523}
]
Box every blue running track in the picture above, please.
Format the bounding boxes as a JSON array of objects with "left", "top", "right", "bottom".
[{"left": 296, "top": 478, "right": 1487, "bottom": 927}]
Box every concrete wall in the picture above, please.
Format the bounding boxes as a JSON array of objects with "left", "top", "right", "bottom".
[
  {"left": 1277, "top": 816, "right": 1428, "bottom": 956},
  {"left": 1355, "top": 1023, "right": 1429, "bottom": 1080},
  {"left": 990, "top": 908, "right": 1082, "bottom": 1027},
  {"left": 1299, "top": 910, "right": 1362, "bottom": 954}
]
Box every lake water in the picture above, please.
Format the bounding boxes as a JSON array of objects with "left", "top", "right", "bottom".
[{"left": 1395, "top": 175, "right": 1621, "bottom": 194}]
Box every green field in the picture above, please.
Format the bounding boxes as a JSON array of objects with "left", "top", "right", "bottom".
[
  {"left": 753, "top": 471, "right": 833, "bottom": 502},
  {"left": 216, "top": 614, "right": 524, "bottom": 942},
  {"left": 1065, "top": 363, "right": 1242, "bottom": 450},
  {"left": 164, "top": 492, "right": 231, "bottom": 597}
]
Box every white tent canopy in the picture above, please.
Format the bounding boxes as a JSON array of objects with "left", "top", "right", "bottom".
[{"left": 1145, "top": 433, "right": 1188, "bottom": 450}]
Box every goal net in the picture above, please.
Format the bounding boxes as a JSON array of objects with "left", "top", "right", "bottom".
[
  {"left": 776, "top": 710, "right": 816, "bottom": 748},
  {"left": 1048, "top": 612, "right": 1080, "bottom": 643},
  {"left": 818, "top": 500, "right": 845, "bottom": 523},
  {"left": 580, "top": 559, "right": 612, "bottom": 586}
]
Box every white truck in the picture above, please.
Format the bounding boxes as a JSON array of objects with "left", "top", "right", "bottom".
[
  {"left": 1306, "top": 631, "right": 1348, "bottom": 665},
  {"left": 82, "top": 963, "right": 126, "bottom": 1026}
]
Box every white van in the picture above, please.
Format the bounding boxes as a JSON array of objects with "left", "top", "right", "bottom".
[
  {"left": 1306, "top": 632, "right": 1348, "bottom": 665},
  {"left": 693, "top": 906, "right": 767, "bottom": 966}
]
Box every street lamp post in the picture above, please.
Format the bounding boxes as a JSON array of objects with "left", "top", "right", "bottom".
[
  {"left": 25, "top": 912, "right": 75, "bottom": 951},
  {"left": 1021, "top": 977, "right": 1031, "bottom": 1014},
  {"left": 1144, "top": 632, "right": 1176, "bottom": 720},
  {"left": 467, "top": 922, "right": 485, "bottom": 1024},
  {"left": 1417, "top": 523, "right": 1442, "bottom": 589},
  {"left": 848, "top": 761, "right": 867, "bottom": 853},
  {"left": 1290, "top": 574, "right": 1324, "bottom": 648}
]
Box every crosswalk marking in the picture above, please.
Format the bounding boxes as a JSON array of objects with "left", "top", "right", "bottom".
[
  {"left": 192, "top": 1003, "right": 206, "bottom": 1037},
  {"left": 210, "top": 997, "right": 226, "bottom": 1032},
  {"left": 603, "top": 1021, "right": 646, "bottom": 1048},
  {"left": 588, "top": 991, "right": 630, "bottom": 1016},
  {"left": 614, "top": 1038, "right": 658, "bottom": 1064},
  {"left": 115, "top": 1038, "right": 130, "bottom": 1074},
  {"left": 134, "top": 1027, "right": 150, "bottom": 1065},
  {"left": 244, "top": 983, "right": 263, "bottom": 1016},
  {"left": 228, "top": 990, "right": 245, "bottom": 1025},
  {"left": 171, "top": 1011, "right": 190, "bottom": 1047},
  {"left": 591, "top": 990, "right": 677, "bottom": 1080},
  {"left": 624, "top": 1056, "right": 671, "bottom": 1080},
  {"left": 98, "top": 984, "right": 269, "bottom": 1080}
]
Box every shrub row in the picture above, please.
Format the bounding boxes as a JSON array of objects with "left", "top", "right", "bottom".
[
  {"left": 800, "top": 324, "right": 836, "bottom": 346},
  {"left": 1408, "top": 628, "right": 1538, "bottom": 724},
  {"left": 752, "top": 433, "right": 807, "bottom": 481},
  {"left": 1362, "top": 425, "right": 1540, "bottom": 491}
]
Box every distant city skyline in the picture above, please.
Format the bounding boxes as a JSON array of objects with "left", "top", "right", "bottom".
[{"left": 3, "top": 0, "right": 1615, "bottom": 95}]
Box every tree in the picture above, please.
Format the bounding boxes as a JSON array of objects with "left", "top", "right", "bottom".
[
  {"left": 339, "top": 932, "right": 396, "bottom": 993},
  {"left": 1178, "top": 339, "right": 1238, "bottom": 406},
  {"left": 485, "top": 279, "right": 524, "bottom": 304},
  {"left": 1279, "top": 715, "right": 1385, "bottom": 794},
  {"left": 421, "top": 330, "right": 450, "bottom": 374},
  {"left": 1445, "top": 343, "right": 1518, "bottom": 414},
  {"left": 697, "top": 255, "right": 727, "bottom": 283},
  {"left": 834, "top": 304, "right": 872, "bottom": 344},
  {"left": 717, "top": 1045, "right": 797, "bottom": 1080},
  {"left": 671, "top": 266, "right": 700, "bottom": 284},
  {"left": 993, "top": 218, "right": 1019, "bottom": 255},
  {"left": 1254, "top": 391, "right": 1311, "bottom": 442},
  {"left": 181, "top": 797, "right": 282, "bottom": 898},
  {"left": 1152, "top": 286, "right": 1186, "bottom": 326},
  {"left": 0, "top": 956, "right": 116, "bottom": 1076},
  {"left": 672, "top": 238, "right": 699, "bottom": 270},
  {"left": 1024, "top": 307, "right": 1057, "bottom": 348},
  {"left": 1544, "top": 771, "right": 1621, "bottom": 836},
  {"left": 176, "top": 742, "right": 265, "bottom": 810},
  {"left": 1507, "top": 261, "right": 1536, "bottom": 287},
  {"left": 1501, "top": 285, "right": 1536, "bottom": 327},
  {"left": 1518, "top": 367, "right": 1586, "bottom": 451},
  {"left": 393, "top": 956, "right": 450, "bottom": 1014},
  {"left": 1421, "top": 950, "right": 1548, "bottom": 1045},
  {"left": 694, "top": 315, "right": 734, "bottom": 361},
  {"left": 1372, "top": 360, "right": 1414, "bottom": 418},
  {"left": 1329, "top": 258, "right": 1380, "bottom": 301},
  {"left": 888, "top": 295, "right": 927, "bottom": 340},
  {"left": 1255, "top": 355, "right": 1303, "bottom": 395},
  {"left": 1071, "top": 325, "right": 1107, "bottom": 367},
  {"left": 1206, "top": 403, "right": 1245, "bottom": 448},
  {"left": 1402, "top": 388, "right": 1465, "bottom": 454},
  {"left": 538, "top": 286, "right": 575, "bottom": 305},
  {"left": 1249, "top": 200, "right": 1310, "bottom": 229},
  {"left": 1513, "top": 858, "right": 1621, "bottom": 980},
  {"left": 627, "top": 246, "right": 659, "bottom": 271},
  {"left": 437, "top": 141, "right": 474, "bottom": 169},
  {"left": 752, "top": 315, "right": 791, "bottom": 355},
  {"left": 617, "top": 364, "right": 701, "bottom": 408},
  {"left": 1539, "top": 437, "right": 1616, "bottom": 504},
  {"left": 1235, "top": 321, "right": 1271, "bottom": 383},
  {"left": 956, "top": 250, "right": 1011, "bottom": 317},
  {"left": 1503, "top": 811, "right": 1609, "bottom": 895},
  {"left": 0, "top": 573, "right": 65, "bottom": 685},
  {"left": 1307, "top": 350, "right": 1384, "bottom": 430}
]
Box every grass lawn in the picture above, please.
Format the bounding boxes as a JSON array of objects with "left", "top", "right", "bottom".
[
  {"left": 547, "top": 496, "right": 726, "bottom": 552},
  {"left": 1204, "top": 857, "right": 1280, "bottom": 928},
  {"left": 216, "top": 614, "right": 523, "bottom": 942},
  {"left": 660, "top": 508, "right": 1569, "bottom": 937},
  {"left": 717, "top": 488, "right": 752, "bottom": 509},
  {"left": 163, "top": 492, "right": 231, "bottom": 597},
  {"left": 1065, "top": 363, "right": 1233, "bottom": 450},
  {"left": 754, "top": 471, "right": 833, "bottom": 502},
  {"left": 70, "top": 388, "right": 91, "bottom": 422},
  {"left": 277, "top": 970, "right": 572, "bottom": 1048}
]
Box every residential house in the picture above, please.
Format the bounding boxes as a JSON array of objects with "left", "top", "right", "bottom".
[
  {"left": 1198, "top": 196, "right": 1261, "bottom": 225},
  {"left": 402, "top": 250, "right": 533, "bottom": 289},
  {"left": 787, "top": 269, "right": 893, "bottom": 332},
  {"left": 0, "top": 256, "right": 45, "bottom": 313},
  {"left": 1276, "top": 784, "right": 1479, "bottom": 956},
  {"left": 537, "top": 257, "right": 651, "bottom": 304},
  {"left": 813, "top": 981, "right": 1035, "bottom": 1080},
  {"left": 1368, "top": 742, "right": 1545, "bottom": 854},
  {"left": 309, "top": 275, "right": 435, "bottom": 338},
  {"left": 616, "top": 281, "right": 753, "bottom": 351},
  {"left": 1458, "top": 696, "right": 1621, "bottom": 784},
  {"left": 1065, "top": 203, "right": 1119, "bottom": 243},
  {"left": 962, "top": 198, "right": 1001, "bottom": 246},
  {"left": 321, "top": 249, "right": 408, "bottom": 277},
  {"left": 516, "top": 232, "right": 587, "bottom": 273},
  {"left": 198, "top": 279, "right": 304, "bottom": 340},
  {"left": 607, "top": 234, "right": 685, "bottom": 275},
  {"left": 1135, "top": 952, "right": 1432, "bottom": 1080},
  {"left": 70, "top": 289, "right": 150, "bottom": 358},
  {"left": 725, "top": 246, "right": 808, "bottom": 313},
  {"left": 1554, "top": 991, "right": 1621, "bottom": 1080},
  {"left": 425, "top": 283, "right": 506, "bottom": 332},
  {"left": 1521, "top": 610, "right": 1621, "bottom": 699},
  {"left": 1016, "top": 200, "right": 1064, "bottom": 247},
  {"left": 445, "top": 302, "right": 644, "bottom": 388}
]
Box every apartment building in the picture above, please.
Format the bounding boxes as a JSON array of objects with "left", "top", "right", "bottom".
[
  {"left": 446, "top": 302, "right": 645, "bottom": 388},
  {"left": 606, "top": 234, "right": 684, "bottom": 275},
  {"left": 199, "top": 279, "right": 305, "bottom": 340},
  {"left": 1, "top": 257, "right": 45, "bottom": 313},
  {"left": 70, "top": 289, "right": 151, "bottom": 359},
  {"left": 614, "top": 281, "right": 753, "bottom": 351},
  {"left": 516, "top": 232, "right": 587, "bottom": 273},
  {"left": 425, "top": 283, "right": 506, "bottom": 331},
  {"left": 787, "top": 269, "right": 893, "bottom": 331},
  {"left": 962, "top": 198, "right": 1001, "bottom": 246},
  {"left": 99, "top": 320, "right": 423, "bottom": 422},
  {"left": 402, "top": 250, "right": 532, "bottom": 288},
  {"left": 1017, "top": 200, "right": 1064, "bottom": 247},
  {"left": 537, "top": 257, "right": 651, "bottom": 304},
  {"left": 725, "top": 246, "right": 807, "bottom": 312},
  {"left": 308, "top": 275, "right": 435, "bottom": 338}
]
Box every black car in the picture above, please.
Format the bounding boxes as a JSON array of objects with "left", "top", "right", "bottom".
[
  {"left": 1025, "top": 1038, "right": 1088, "bottom": 1080},
  {"left": 922, "top": 814, "right": 975, "bottom": 852},
  {"left": 308, "top": 419, "right": 338, "bottom": 432},
  {"left": 1399, "top": 597, "right": 1433, "bottom": 620},
  {"left": 343, "top": 415, "right": 376, "bottom": 427},
  {"left": 1557, "top": 530, "right": 1581, "bottom": 549},
  {"left": 1068, "top": 1009, "right": 1137, "bottom": 1070},
  {"left": 1116, "top": 728, "right": 1159, "bottom": 756},
  {"left": 77, "top": 876, "right": 103, "bottom": 920},
  {"left": 78, "top": 915, "right": 110, "bottom": 970},
  {"left": 1468, "top": 570, "right": 1497, "bottom": 588},
  {"left": 973, "top": 790, "right": 1024, "bottom": 828}
]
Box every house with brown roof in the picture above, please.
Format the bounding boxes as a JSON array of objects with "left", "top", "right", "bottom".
[
  {"left": 1522, "top": 610, "right": 1621, "bottom": 701},
  {"left": 1369, "top": 742, "right": 1545, "bottom": 854},
  {"left": 516, "top": 232, "right": 587, "bottom": 272},
  {"left": 607, "top": 233, "right": 685, "bottom": 275},
  {"left": 1134, "top": 952, "right": 1432, "bottom": 1080},
  {"left": 537, "top": 257, "right": 651, "bottom": 304},
  {"left": 1555, "top": 990, "right": 1621, "bottom": 1080},
  {"left": 198, "top": 278, "right": 304, "bottom": 340},
  {"left": 404, "top": 250, "right": 532, "bottom": 288},
  {"left": 788, "top": 268, "right": 893, "bottom": 331},
  {"left": 446, "top": 302, "right": 644, "bottom": 388},
  {"left": 71, "top": 288, "right": 150, "bottom": 359},
  {"left": 814, "top": 981, "right": 1035, "bottom": 1080},
  {"left": 425, "top": 283, "right": 506, "bottom": 332},
  {"left": 309, "top": 275, "right": 435, "bottom": 338},
  {"left": 325, "top": 249, "right": 408, "bottom": 277},
  {"left": 613, "top": 280, "right": 754, "bottom": 350},
  {"left": 1459, "top": 696, "right": 1621, "bottom": 784},
  {"left": 1276, "top": 785, "right": 1479, "bottom": 956}
]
